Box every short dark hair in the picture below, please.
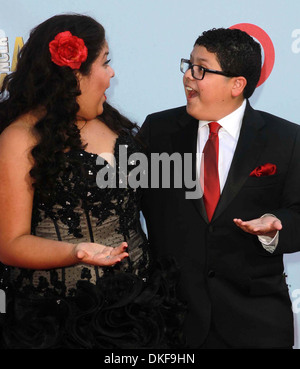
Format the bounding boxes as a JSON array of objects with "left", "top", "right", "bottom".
[{"left": 194, "top": 28, "right": 262, "bottom": 98}]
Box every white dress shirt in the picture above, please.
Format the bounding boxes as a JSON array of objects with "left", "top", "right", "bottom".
[{"left": 197, "top": 99, "right": 278, "bottom": 252}]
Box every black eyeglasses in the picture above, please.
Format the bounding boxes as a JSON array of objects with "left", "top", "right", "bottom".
[{"left": 180, "top": 58, "right": 238, "bottom": 80}]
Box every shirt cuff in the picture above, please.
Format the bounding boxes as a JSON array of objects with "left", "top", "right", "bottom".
[{"left": 258, "top": 213, "right": 280, "bottom": 253}]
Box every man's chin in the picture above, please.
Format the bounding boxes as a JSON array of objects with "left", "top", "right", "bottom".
[{"left": 186, "top": 104, "right": 202, "bottom": 120}]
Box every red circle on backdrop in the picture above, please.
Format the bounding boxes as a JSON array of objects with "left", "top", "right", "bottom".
[{"left": 229, "top": 23, "right": 275, "bottom": 87}]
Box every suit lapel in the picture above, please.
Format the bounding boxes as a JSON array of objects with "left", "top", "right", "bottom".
[
  {"left": 213, "top": 102, "right": 267, "bottom": 221},
  {"left": 171, "top": 109, "right": 208, "bottom": 222}
]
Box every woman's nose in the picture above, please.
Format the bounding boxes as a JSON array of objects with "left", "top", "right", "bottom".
[{"left": 109, "top": 65, "right": 115, "bottom": 78}]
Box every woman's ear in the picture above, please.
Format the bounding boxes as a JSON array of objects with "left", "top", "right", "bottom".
[
  {"left": 74, "top": 70, "right": 83, "bottom": 91},
  {"left": 231, "top": 76, "right": 247, "bottom": 97},
  {"left": 74, "top": 70, "right": 80, "bottom": 78}
]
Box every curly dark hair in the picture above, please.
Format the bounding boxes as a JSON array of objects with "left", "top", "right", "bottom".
[
  {"left": 0, "top": 14, "right": 139, "bottom": 200},
  {"left": 194, "top": 28, "right": 262, "bottom": 98}
]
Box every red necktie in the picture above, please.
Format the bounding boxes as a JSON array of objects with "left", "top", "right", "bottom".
[{"left": 202, "top": 122, "right": 221, "bottom": 222}]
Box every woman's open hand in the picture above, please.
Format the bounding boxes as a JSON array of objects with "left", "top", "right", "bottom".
[{"left": 74, "top": 241, "right": 129, "bottom": 266}]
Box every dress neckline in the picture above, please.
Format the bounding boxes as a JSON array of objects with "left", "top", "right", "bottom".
[{"left": 77, "top": 135, "right": 122, "bottom": 158}]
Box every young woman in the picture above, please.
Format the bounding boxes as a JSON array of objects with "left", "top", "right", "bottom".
[{"left": 0, "top": 14, "right": 185, "bottom": 349}]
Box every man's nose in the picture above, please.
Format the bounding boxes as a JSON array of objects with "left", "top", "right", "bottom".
[{"left": 185, "top": 67, "right": 194, "bottom": 80}]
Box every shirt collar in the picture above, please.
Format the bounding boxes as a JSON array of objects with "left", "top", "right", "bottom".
[{"left": 198, "top": 99, "right": 247, "bottom": 141}]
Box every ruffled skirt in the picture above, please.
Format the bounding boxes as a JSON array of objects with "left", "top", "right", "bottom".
[{"left": 0, "top": 260, "right": 186, "bottom": 349}]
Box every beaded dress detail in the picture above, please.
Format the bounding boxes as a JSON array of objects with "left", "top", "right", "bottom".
[{"left": 0, "top": 134, "right": 185, "bottom": 349}]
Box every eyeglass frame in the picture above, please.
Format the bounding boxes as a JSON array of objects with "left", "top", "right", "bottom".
[{"left": 180, "top": 58, "right": 239, "bottom": 80}]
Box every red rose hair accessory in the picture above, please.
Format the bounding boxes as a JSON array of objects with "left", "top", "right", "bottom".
[
  {"left": 250, "top": 163, "right": 277, "bottom": 177},
  {"left": 49, "top": 31, "right": 88, "bottom": 69}
]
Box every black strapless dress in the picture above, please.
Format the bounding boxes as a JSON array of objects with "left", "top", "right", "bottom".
[{"left": 0, "top": 134, "right": 186, "bottom": 349}]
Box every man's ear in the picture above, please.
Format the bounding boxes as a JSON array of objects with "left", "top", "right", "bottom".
[{"left": 231, "top": 76, "right": 247, "bottom": 97}]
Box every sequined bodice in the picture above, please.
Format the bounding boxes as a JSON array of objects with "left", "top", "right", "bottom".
[{"left": 9, "top": 134, "right": 149, "bottom": 297}]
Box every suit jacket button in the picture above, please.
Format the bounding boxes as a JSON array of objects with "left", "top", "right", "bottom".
[
  {"left": 208, "top": 225, "right": 214, "bottom": 233},
  {"left": 208, "top": 270, "right": 215, "bottom": 278}
]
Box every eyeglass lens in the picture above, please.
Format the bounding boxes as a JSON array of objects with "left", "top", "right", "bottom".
[{"left": 181, "top": 60, "right": 204, "bottom": 80}]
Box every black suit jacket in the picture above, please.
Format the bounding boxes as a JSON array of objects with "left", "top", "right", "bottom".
[{"left": 140, "top": 101, "right": 300, "bottom": 348}]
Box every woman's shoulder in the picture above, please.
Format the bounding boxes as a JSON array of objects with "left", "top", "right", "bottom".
[{"left": 0, "top": 113, "right": 38, "bottom": 160}]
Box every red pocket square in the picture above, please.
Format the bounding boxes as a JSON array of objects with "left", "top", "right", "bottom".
[{"left": 250, "top": 163, "right": 277, "bottom": 177}]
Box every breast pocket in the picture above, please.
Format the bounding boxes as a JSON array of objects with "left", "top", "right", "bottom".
[{"left": 243, "top": 174, "right": 281, "bottom": 188}]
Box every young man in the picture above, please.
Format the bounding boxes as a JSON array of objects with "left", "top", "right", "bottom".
[{"left": 140, "top": 28, "right": 300, "bottom": 349}]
